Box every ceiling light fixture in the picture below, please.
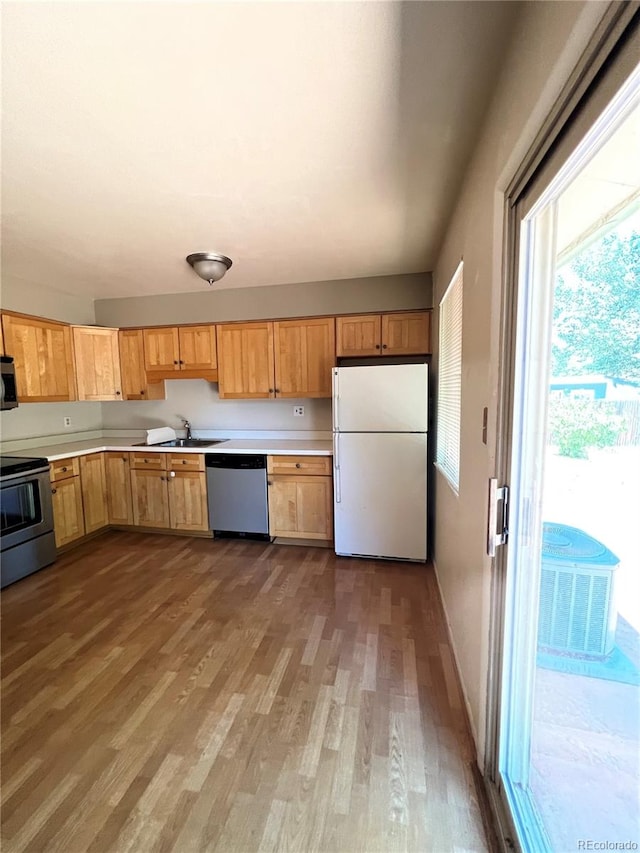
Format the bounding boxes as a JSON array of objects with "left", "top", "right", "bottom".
[{"left": 186, "top": 252, "right": 233, "bottom": 285}]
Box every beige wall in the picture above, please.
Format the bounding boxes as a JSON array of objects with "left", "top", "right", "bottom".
[
  {"left": 431, "top": 0, "right": 610, "bottom": 765},
  {"left": 96, "top": 272, "right": 429, "bottom": 434},
  {"left": 101, "top": 380, "right": 332, "bottom": 434},
  {"left": 1, "top": 276, "right": 96, "bottom": 325},
  {"left": 0, "top": 278, "right": 102, "bottom": 442},
  {"left": 94, "top": 273, "right": 432, "bottom": 327},
  {"left": 0, "top": 402, "right": 103, "bottom": 444}
]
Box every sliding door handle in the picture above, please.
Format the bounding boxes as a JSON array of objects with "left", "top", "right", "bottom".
[{"left": 487, "top": 478, "right": 509, "bottom": 557}]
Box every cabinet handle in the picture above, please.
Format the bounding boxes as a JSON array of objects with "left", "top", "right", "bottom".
[
  {"left": 275, "top": 388, "right": 280, "bottom": 393},
  {"left": 268, "top": 388, "right": 274, "bottom": 394},
  {"left": 169, "top": 471, "right": 176, "bottom": 478},
  {"left": 375, "top": 344, "right": 381, "bottom": 350},
  {"left": 51, "top": 488, "right": 57, "bottom": 494},
  {"left": 182, "top": 460, "right": 187, "bottom": 465},
  {"left": 173, "top": 360, "right": 178, "bottom": 365},
  {"left": 267, "top": 481, "right": 272, "bottom": 486},
  {"left": 115, "top": 390, "right": 121, "bottom": 396},
  {"left": 179, "top": 360, "right": 184, "bottom": 365},
  {"left": 295, "top": 463, "right": 301, "bottom": 468},
  {"left": 61, "top": 466, "right": 68, "bottom": 472},
  {"left": 382, "top": 344, "right": 387, "bottom": 350},
  {"left": 140, "top": 390, "right": 145, "bottom": 395}
]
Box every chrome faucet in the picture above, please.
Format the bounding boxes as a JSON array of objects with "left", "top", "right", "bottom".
[{"left": 182, "top": 419, "right": 192, "bottom": 439}]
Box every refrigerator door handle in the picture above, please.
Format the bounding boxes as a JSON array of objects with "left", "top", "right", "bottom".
[
  {"left": 333, "top": 369, "right": 339, "bottom": 431},
  {"left": 334, "top": 434, "right": 341, "bottom": 503}
]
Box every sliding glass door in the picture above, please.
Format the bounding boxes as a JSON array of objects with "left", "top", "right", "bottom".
[{"left": 493, "top": 58, "right": 640, "bottom": 853}]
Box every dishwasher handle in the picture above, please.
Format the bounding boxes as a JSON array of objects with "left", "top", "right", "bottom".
[{"left": 206, "top": 454, "right": 266, "bottom": 470}]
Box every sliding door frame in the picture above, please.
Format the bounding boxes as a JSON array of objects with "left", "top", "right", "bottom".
[{"left": 482, "top": 4, "right": 640, "bottom": 850}]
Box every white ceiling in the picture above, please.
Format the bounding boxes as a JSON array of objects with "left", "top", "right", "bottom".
[{"left": 1, "top": 1, "right": 519, "bottom": 298}]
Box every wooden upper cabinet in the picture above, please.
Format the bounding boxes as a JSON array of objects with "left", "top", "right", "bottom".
[
  {"left": 142, "top": 325, "right": 216, "bottom": 379},
  {"left": 73, "top": 326, "right": 122, "bottom": 401},
  {"left": 143, "top": 327, "right": 181, "bottom": 374},
  {"left": 216, "top": 322, "right": 275, "bottom": 399},
  {"left": 79, "top": 453, "right": 109, "bottom": 533},
  {"left": 336, "top": 311, "right": 431, "bottom": 356},
  {"left": 273, "top": 317, "right": 335, "bottom": 398},
  {"left": 119, "top": 330, "right": 165, "bottom": 401},
  {"left": 178, "top": 325, "right": 217, "bottom": 371},
  {"left": 336, "top": 314, "right": 382, "bottom": 356},
  {"left": 1, "top": 313, "right": 76, "bottom": 402},
  {"left": 381, "top": 312, "right": 430, "bottom": 355}
]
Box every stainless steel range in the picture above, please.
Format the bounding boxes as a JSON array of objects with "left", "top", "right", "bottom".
[{"left": 0, "top": 456, "right": 56, "bottom": 588}]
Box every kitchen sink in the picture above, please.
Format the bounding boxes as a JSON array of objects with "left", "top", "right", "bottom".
[
  {"left": 157, "top": 439, "right": 228, "bottom": 448},
  {"left": 133, "top": 439, "right": 228, "bottom": 448}
]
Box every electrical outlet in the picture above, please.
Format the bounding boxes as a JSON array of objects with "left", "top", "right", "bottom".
[
  {"left": 63, "top": 416, "right": 72, "bottom": 428},
  {"left": 293, "top": 406, "right": 305, "bottom": 417}
]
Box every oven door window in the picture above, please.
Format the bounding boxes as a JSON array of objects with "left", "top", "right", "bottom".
[{"left": 1, "top": 479, "right": 43, "bottom": 536}]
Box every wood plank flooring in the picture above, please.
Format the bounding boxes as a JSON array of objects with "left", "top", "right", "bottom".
[{"left": 1, "top": 532, "right": 490, "bottom": 852}]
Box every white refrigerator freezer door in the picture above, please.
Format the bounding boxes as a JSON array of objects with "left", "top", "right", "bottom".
[
  {"left": 332, "top": 364, "right": 428, "bottom": 432},
  {"left": 333, "top": 432, "right": 427, "bottom": 561}
]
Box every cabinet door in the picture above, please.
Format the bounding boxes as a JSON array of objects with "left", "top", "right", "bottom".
[
  {"left": 381, "top": 311, "right": 431, "bottom": 354},
  {"left": 1, "top": 313, "right": 76, "bottom": 402},
  {"left": 130, "top": 469, "right": 170, "bottom": 528},
  {"left": 168, "top": 470, "right": 209, "bottom": 532},
  {"left": 143, "top": 327, "right": 180, "bottom": 374},
  {"left": 217, "top": 322, "right": 275, "bottom": 399},
  {"left": 105, "top": 453, "right": 133, "bottom": 525},
  {"left": 73, "top": 326, "right": 122, "bottom": 401},
  {"left": 118, "top": 329, "right": 165, "bottom": 401},
  {"left": 79, "top": 453, "right": 109, "bottom": 533},
  {"left": 273, "top": 317, "right": 335, "bottom": 398},
  {"left": 51, "top": 476, "right": 85, "bottom": 547},
  {"left": 178, "top": 325, "right": 217, "bottom": 371},
  {"left": 336, "top": 314, "right": 381, "bottom": 357},
  {"left": 268, "top": 475, "right": 333, "bottom": 540}
]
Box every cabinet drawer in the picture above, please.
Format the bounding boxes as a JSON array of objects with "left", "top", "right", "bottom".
[
  {"left": 50, "top": 457, "right": 80, "bottom": 482},
  {"left": 267, "top": 455, "right": 332, "bottom": 476},
  {"left": 130, "top": 452, "right": 167, "bottom": 471},
  {"left": 166, "top": 453, "right": 205, "bottom": 472}
]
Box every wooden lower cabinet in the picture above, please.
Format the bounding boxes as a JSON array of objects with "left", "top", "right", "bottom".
[
  {"left": 51, "top": 476, "right": 85, "bottom": 547},
  {"left": 80, "top": 453, "right": 109, "bottom": 533},
  {"left": 105, "top": 452, "right": 133, "bottom": 525},
  {"left": 130, "top": 469, "right": 171, "bottom": 528},
  {"left": 268, "top": 474, "right": 333, "bottom": 540},
  {"left": 168, "top": 471, "right": 209, "bottom": 532},
  {"left": 130, "top": 454, "right": 208, "bottom": 532}
]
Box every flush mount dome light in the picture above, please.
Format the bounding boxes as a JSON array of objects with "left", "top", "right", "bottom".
[{"left": 186, "top": 252, "right": 233, "bottom": 285}]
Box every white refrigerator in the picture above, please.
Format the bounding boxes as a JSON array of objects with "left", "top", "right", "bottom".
[{"left": 332, "top": 363, "right": 428, "bottom": 561}]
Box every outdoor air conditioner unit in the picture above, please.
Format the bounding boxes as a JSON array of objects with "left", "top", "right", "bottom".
[{"left": 537, "top": 523, "right": 620, "bottom": 658}]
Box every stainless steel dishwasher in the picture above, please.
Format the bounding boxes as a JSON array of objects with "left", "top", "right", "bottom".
[{"left": 206, "top": 454, "right": 270, "bottom": 540}]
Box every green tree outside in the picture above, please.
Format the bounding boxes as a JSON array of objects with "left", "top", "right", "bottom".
[{"left": 552, "top": 229, "right": 640, "bottom": 382}]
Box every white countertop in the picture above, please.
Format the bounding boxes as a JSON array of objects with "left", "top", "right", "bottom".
[{"left": 12, "top": 437, "right": 333, "bottom": 462}]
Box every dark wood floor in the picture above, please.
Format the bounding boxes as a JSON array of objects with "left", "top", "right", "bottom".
[{"left": 1, "top": 532, "right": 489, "bottom": 852}]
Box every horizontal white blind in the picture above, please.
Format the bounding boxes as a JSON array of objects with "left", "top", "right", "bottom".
[{"left": 436, "top": 262, "right": 463, "bottom": 491}]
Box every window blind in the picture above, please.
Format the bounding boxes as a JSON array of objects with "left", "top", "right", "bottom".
[{"left": 436, "top": 262, "right": 463, "bottom": 491}]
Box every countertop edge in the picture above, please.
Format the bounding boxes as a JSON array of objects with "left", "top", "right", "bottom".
[{"left": 14, "top": 440, "right": 334, "bottom": 463}]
